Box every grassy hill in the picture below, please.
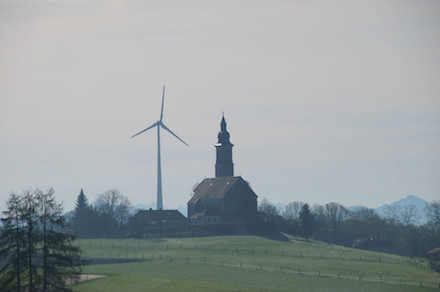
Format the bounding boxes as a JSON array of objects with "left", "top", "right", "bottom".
[{"left": 72, "top": 235, "right": 439, "bottom": 291}]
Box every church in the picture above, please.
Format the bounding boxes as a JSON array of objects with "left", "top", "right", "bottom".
[{"left": 187, "top": 115, "right": 258, "bottom": 224}]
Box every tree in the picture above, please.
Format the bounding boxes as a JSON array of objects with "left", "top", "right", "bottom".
[
  {"left": 72, "top": 189, "right": 95, "bottom": 237},
  {"left": 0, "top": 189, "right": 86, "bottom": 291},
  {"left": 324, "top": 202, "right": 347, "bottom": 243},
  {"left": 299, "top": 203, "right": 316, "bottom": 241},
  {"left": 283, "top": 201, "right": 304, "bottom": 221},
  {"left": 400, "top": 204, "right": 420, "bottom": 227},
  {"left": 349, "top": 207, "right": 375, "bottom": 220},
  {"left": 38, "top": 188, "right": 85, "bottom": 291},
  {"left": 311, "top": 204, "right": 326, "bottom": 230},
  {"left": 425, "top": 200, "right": 440, "bottom": 245},
  {"left": 74, "top": 189, "right": 88, "bottom": 213},
  {"left": 258, "top": 198, "right": 279, "bottom": 216},
  {"left": 0, "top": 192, "right": 25, "bottom": 291},
  {"left": 95, "top": 189, "right": 132, "bottom": 226},
  {"left": 21, "top": 189, "right": 39, "bottom": 292},
  {"left": 384, "top": 204, "right": 402, "bottom": 226}
]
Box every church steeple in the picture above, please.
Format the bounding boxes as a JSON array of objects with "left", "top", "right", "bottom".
[{"left": 215, "top": 114, "right": 234, "bottom": 177}]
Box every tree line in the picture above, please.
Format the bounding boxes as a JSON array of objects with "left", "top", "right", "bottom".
[
  {"left": 0, "top": 189, "right": 85, "bottom": 292},
  {"left": 70, "top": 189, "right": 132, "bottom": 238},
  {"left": 70, "top": 188, "right": 440, "bottom": 260},
  {"left": 258, "top": 198, "right": 440, "bottom": 258}
]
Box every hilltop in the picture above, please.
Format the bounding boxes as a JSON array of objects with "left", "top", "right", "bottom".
[
  {"left": 73, "top": 235, "right": 440, "bottom": 291},
  {"left": 132, "top": 195, "right": 432, "bottom": 225}
]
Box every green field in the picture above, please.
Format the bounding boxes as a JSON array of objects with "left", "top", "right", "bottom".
[{"left": 72, "top": 235, "right": 440, "bottom": 291}]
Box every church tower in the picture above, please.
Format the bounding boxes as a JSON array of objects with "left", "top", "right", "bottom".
[{"left": 215, "top": 114, "right": 234, "bottom": 177}]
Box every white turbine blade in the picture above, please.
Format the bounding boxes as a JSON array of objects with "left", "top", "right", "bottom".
[
  {"left": 160, "top": 85, "right": 165, "bottom": 121},
  {"left": 161, "top": 122, "right": 189, "bottom": 146},
  {"left": 131, "top": 121, "right": 159, "bottom": 138}
]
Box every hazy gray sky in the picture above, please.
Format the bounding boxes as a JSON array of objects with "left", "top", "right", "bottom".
[{"left": 1, "top": 0, "right": 439, "bottom": 213}]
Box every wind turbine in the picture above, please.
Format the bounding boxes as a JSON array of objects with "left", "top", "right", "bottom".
[{"left": 131, "top": 85, "right": 188, "bottom": 210}]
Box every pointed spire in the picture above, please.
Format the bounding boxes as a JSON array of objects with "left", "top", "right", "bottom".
[
  {"left": 215, "top": 113, "right": 234, "bottom": 177},
  {"left": 218, "top": 113, "right": 231, "bottom": 145},
  {"left": 221, "top": 113, "right": 227, "bottom": 132}
]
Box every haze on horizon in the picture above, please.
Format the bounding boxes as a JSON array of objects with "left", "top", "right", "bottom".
[{"left": 0, "top": 0, "right": 439, "bottom": 213}]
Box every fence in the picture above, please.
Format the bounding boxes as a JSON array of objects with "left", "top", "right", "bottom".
[{"left": 79, "top": 241, "right": 440, "bottom": 289}]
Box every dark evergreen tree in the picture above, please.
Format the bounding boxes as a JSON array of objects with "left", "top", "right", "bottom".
[
  {"left": 72, "top": 189, "right": 92, "bottom": 236},
  {"left": 0, "top": 192, "right": 25, "bottom": 292},
  {"left": 0, "top": 189, "right": 86, "bottom": 291},
  {"left": 299, "top": 203, "right": 316, "bottom": 241},
  {"left": 37, "top": 188, "right": 85, "bottom": 291},
  {"left": 21, "top": 190, "right": 40, "bottom": 292},
  {"left": 74, "top": 189, "right": 88, "bottom": 213}
]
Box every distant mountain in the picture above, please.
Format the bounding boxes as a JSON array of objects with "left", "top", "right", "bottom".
[
  {"left": 130, "top": 203, "right": 187, "bottom": 217},
  {"left": 348, "top": 195, "right": 430, "bottom": 225},
  {"left": 374, "top": 195, "right": 430, "bottom": 225}
]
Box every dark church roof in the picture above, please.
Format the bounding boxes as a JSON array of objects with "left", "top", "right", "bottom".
[
  {"left": 134, "top": 209, "right": 186, "bottom": 221},
  {"left": 188, "top": 176, "right": 254, "bottom": 204}
]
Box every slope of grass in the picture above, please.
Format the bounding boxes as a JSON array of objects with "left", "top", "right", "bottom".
[{"left": 72, "top": 235, "right": 440, "bottom": 291}]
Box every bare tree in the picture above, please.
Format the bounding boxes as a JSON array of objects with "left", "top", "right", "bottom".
[
  {"left": 384, "top": 204, "right": 402, "bottom": 226},
  {"left": 349, "top": 207, "right": 376, "bottom": 220},
  {"left": 311, "top": 204, "right": 326, "bottom": 229},
  {"left": 324, "top": 202, "right": 348, "bottom": 242},
  {"left": 325, "top": 202, "right": 348, "bottom": 226},
  {"left": 283, "top": 201, "right": 304, "bottom": 221},
  {"left": 425, "top": 200, "right": 440, "bottom": 234},
  {"left": 400, "top": 204, "right": 420, "bottom": 226},
  {"left": 258, "top": 198, "right": 279, "bottom": 216},
  {"left": 95, "top": 189, "right": 132, "bottom": 225}
]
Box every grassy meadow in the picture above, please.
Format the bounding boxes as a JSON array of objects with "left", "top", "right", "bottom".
[{"left": 72, "top": 235, "right": 440, "bottom": 291}]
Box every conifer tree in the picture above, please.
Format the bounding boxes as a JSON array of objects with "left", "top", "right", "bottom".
[
  {"left": 72, "top": 189, "right": 95, "bottom": 237},
  {"left": 74, "top": 189, "right": 88, "bottom": 214},
  {"left": 38, "top": 189, "right": 84, "bottom": 291},
  {"left": 299, "top": 203, "right": 316, "bottom": 241},
  {"left": 0, "top": 192, "right": 25, "bottom": 291},
  {"left": 0, "top": 188, "right": 86, "bottom": 291}
]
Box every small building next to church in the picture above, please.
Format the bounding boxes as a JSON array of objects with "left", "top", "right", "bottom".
[{"left": 188, "top": 115, "right": 258, "bottom": 224}]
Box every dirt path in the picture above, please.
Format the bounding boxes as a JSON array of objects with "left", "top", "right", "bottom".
[{"left": 66, "top": 274, "right": 106, "bottom": 285}]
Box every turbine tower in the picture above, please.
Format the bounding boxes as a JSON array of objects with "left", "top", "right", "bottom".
[{"left": 131, "top": 85, "right": 188, "bottom": 210}]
